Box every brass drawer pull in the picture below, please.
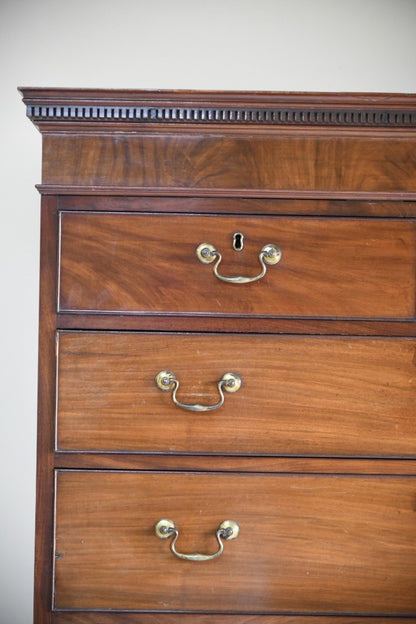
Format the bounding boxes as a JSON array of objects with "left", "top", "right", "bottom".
[
  {"left": 155, "top": 370, "right": 241, "bottom": 412},
  {"left": 196, "top": 242, "right": 282, "bottom": 284},
  {"left": 154, "top": 519, "right": 239, "bottom": 561}
]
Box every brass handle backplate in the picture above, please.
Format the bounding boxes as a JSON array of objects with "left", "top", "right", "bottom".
[
  {"left": 196, "top": 242, "right": 282, "bottom": 284},
  {"left": 155, "top": 371, "right": 241, "bottom": 412},
  {"left": 154, "top": 519, "right": 239, "bottom": 561}
]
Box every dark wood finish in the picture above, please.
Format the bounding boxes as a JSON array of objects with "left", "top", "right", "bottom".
[
  {"left": 54, "top": 471, "right": 416, "bottom": 614},
  {"left": 42, "top": 132, "right": 416, "bottom": 194},
  {"left": 57, "top": 332, "right": 416, "bottom": 457},
  {"left": 51, "top": 615, "right": 416, "bottom": 624},
  {"left": 57, "top": 313, "right": 416, "bottom": 336},
  {"left": 54, "top": 453, "right": 416, "bottom": 475},
  {"left": 34, "top": 198, "right": 59, "bottom": 623},
  {"left": 19, "top": 87, "right": 416, "bottom": 106},
  {"left": 22, "top": 89, "right": 416, "bottom": 622},
  {"left": 40, "top": 185, "right": 416, "bottom": 200},
  {"left": 59, "top": 213, "right": 415, "bottom": 318},
  {"left": 19, "top": 88, "right": 416, "bottom": 130},
  {"left": 57, "top": 195, "right": 416, "bottom": 217}
]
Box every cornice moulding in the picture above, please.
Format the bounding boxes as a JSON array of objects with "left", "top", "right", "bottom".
[{"left": 19, "top": 88, "right": 416, "bottom": 130}]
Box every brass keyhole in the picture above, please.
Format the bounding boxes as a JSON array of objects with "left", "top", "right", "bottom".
[{"left": 233, "top": 232, "right": 244, "bottom": 251}]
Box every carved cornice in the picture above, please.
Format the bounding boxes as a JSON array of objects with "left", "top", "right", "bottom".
[
  {"left": 24, "top": 103, "right": 416, "bottom": 128},
  {"left": 19, "top": 88, "right": 416, "bottom": 129}
]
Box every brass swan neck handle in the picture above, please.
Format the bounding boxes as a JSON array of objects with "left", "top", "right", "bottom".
[
  {"left": 154, "top": 519, "right": 240, "bottom": 561},
  {"left": 155, "top": 371, "right": 241, "bottom": 412},
  {"left": 196, "top": 242, "right": 281, "bottom": 284}
]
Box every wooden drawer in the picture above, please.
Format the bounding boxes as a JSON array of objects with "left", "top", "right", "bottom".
[
  {"left": 56, "top": 332, "right": 416, "bottom": 457},
  {"left": 54, "top": 470, "right": 416, "bottom": 614},
  {"left": 58, "top": 213, "right": 415, "bottom": 319}
]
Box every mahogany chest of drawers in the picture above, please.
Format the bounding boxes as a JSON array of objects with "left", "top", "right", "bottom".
[{"left": 21, "top": 88, "right": 416, "bottom": 623}]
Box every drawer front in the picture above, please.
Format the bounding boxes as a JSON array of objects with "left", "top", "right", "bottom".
[
  {"left": 57, "top": 332, "right": 416, "bottom": 457},
  {"left": 54, "top": 471, "right": 416, "bottom": 614},
  {"left": 58, "top": 213, "right": 415, "bottom": 319}
]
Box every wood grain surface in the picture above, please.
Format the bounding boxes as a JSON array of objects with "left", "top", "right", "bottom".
[
  {"left": 42, "top": 132, "right": 416, "bottom": 194},
  {"left": 57, "top": 195, "right": 416, "bottom": 217},
  {"left": 58, "top": 213, "right": 415, "bottom": 318},
  {"left": 56, "top": 313, "right": 416, "bottom": 336},
  {"left": 57, "top": 332, "right": 416, "bottom": 457},
  {"left": 25, "top": 90, "right": 416, "bottom": 623},
  {"left": 52, "top": 615, "right": 416, "bottom": 624},
  {"left": 54, "top": 453, "right": 416, "bottom": 475},
  {"left": 54, "top": 471, "right": 416, "bottom": 614},
  {"left": 34, "top": 200, "right": 59, "bottom": 622}
]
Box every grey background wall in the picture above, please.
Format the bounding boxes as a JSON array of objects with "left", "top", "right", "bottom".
[{"left": 1, "top": 0, "right": 415, "bottom": 621}]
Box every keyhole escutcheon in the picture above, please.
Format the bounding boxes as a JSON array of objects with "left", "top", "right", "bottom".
[{"left": 233, "top": 232, "right": 244, "bottom": 251}]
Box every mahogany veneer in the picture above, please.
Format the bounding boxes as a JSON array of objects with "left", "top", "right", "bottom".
[
  {"left": 59, "top": 213, "right": 414, "bottom": 318},
  {"left": 20, "top": 88, "right": 416, "bottom": 623},
  {"left": 55, "top": 471, "right": 416, "bottom": 613},
  {"left": 57, "top": 332, "right": 416, "bottom": 456}
]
